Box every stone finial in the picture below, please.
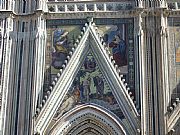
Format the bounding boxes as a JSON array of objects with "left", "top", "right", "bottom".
[
  {"left": 78, "top": 35, "right": 82, "bottom": 39},
  {"left": 54, "top": 77, "right": 58, "bottom": 82},
  {"left": 52, "top": 81, "right": 56, "bottom": 86},
  {"left": 67, "top": 56, "right": 70, "bottom": 60},
  {"left": 42, "top": 100, "right": 45, "bottom": 104},
  {"left": 72, "top": 47, "right": 75, "bottom": 52},
  {"left": 62, "top": 64, "right": 66, "bottom": 69},
  {"left": 44, "top": 95, "right": 48, "bottom": 100},
  {"left": 82, "top": 27, "right": 86, "bottom": 32},
  {"left": 117, "top": 69, "right": 120, "bottom": 73},
  {"left": 69, "top": 51, "right": 73, "bottom": 56},
  {"left": 80, "top": 31, "right": 84, "bottom": 36},
  {"left": 173, "top": 102, "right": 177, "bottom": 108},
  {"left": 76, "top": 39, "right": 79, "bottom": 43},
  {"left": 49, "top": 86, "right": 53, "bottom": 91},
  {"left": 87, "top": 17, "right": 93, "bottom": 24},
  {"left": 119, "top": 74, "right": 123, "bottom": 78},
  {"left": 114, "top": 64, "right": 118, "bottom": 70},
  {"left": 131, "top": 96, "right": 134, "bottom": 100},
  {"left": 64, "top": 60, "right": 68, "bottom": 64},
  {"left": 59, "top": 69, "right": 63, "bottom": 73},
  {"left": 122, "top": 79, "right": 125, "bottom": 83},
  {"left": 47, "top": 91, "right": 51, "bottom": 95},
  {"left": 85, "top": 23, "right": 88, "bottom": 27},
  {"left": 129, "top": 92, "right": 132, "bottom": 95},
  {"left": 74, "top": 43, "right": 78, "bottom": 47},
  {"left": 168, "top": 129, "right": 175, "bottom": 135},
  {"left": 36, "top": 108, "right": 40, "bottom": 113},
  {"left": 57, "top": 73, "right": 61, "bottom": 77},
  {"left": 169, "top": 106, "right": 173, "bottom": 111},
  {"left": 112, "top": 60, "right": 116, "bottom": 65},
  {"left": 137, "top": 128, "right": 141, "bottom": 134},
  {"left": 176, "top": 98, "right": 180, "bottom": 103}
]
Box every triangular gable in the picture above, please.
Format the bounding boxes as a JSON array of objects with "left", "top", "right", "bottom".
[
  {"left": 44, "top": 51, "right": 127, "bottom": 133},
  {"left": 35, "top": 22, "right": 140, "bottom": 134}
]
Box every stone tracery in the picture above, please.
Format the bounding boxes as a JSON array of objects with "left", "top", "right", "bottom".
[{"left": 48, "top": 104, "right": 128, "bottom": 135}]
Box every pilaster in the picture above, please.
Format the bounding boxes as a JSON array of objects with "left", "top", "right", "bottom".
[
  {"left": 0, "top": 15, "right": 14, "bottom": 134},
  {"left": 33, "top": 12, "right": 46, "bottom": 111},
  {"left": 140, "top": 3, "right": 169, "bottom": 135},
  {"left": 134, "top": 8, "right": 146, "bottom": 135}
]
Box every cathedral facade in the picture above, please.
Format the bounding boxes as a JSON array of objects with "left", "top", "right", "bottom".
[{"left": 0, "top": 0, "right": 180, "bottom": 135}]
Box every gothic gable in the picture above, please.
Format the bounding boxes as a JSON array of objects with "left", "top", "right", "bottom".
[{"left": 35, "top": 21, "right": 140, "bottom": 134}]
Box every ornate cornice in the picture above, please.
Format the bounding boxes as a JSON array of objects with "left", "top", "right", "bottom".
[
  {"left": 46, "top": 11, "right": 136, "bottom": 20},
  {"left": 0, "top": 11, "right": 13, "bottom": 19},
  {"left": 2, "top": 7, "right": 180, "bottom": 21}
]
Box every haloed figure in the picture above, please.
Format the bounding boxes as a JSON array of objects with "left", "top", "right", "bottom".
[
  {"left": 109, "top": 34, "right": 127, "bottom": 67},
  {"left": 52, "top": 29, "right": 69, "bottom": 69},
  {"left": 93, "top": 76, "right": 104, "bottom": 98}
]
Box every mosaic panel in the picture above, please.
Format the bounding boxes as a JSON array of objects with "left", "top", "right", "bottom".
[
  {"left": 45, "top": 18, "right": 134, "bottom": 94},
  {"left": 53, "top": 52, "right": 124, "bottom": 121},
  {"left": 96, "top": 23, "right": 134, "bottom": 90},
  {"left": 45, "top": 25, "right": 83, "bottom": 91},
  {"left": 168, "top": 18, "right": 180, "bottom": 100}
]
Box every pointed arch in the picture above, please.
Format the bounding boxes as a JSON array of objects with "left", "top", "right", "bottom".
[
  {"left": 22, "top": 0, "right": 26, "bottom": 13},
  {"left": 47, "top": 104, "right": 129, "bottom": 135}
]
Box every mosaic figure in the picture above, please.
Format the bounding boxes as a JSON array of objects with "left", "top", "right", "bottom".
[
  {"left": 52, "top": 29, "right": 69, "bottom": 69},
  {"left": 109, "top": 34, "right": 127, "bottom": 67},
  {"left": 84, "top": 57, "right": 96, "bottom": 72},
  {"left": 53, "top": 87, "right": 80, "bottom": 120},
  {"left": 83, "top": 76, "right": 91, "bottom": 101},
  {"left": 79, "top": 82, "right": 85, "bottom": 100},
  {"left": 93, "top": 76, "right": 104, "bottom": 98}
]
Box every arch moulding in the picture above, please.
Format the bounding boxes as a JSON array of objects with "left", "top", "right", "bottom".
[{"left": 47, "top": 104, "right": 129, "bottom": 135}]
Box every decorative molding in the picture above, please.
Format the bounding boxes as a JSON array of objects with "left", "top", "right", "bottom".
[
  {"left": 48, "top": 104, "right": 130, "bottom": 135},
  {"left": 47, "top": 1, "right": 135, "bottom": 13},
  {"left": 46, "top": 11, "right": 137, "bottom": 20},
  {"left": 168, "top": 101, "right": 180, "bottom": 132}
]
